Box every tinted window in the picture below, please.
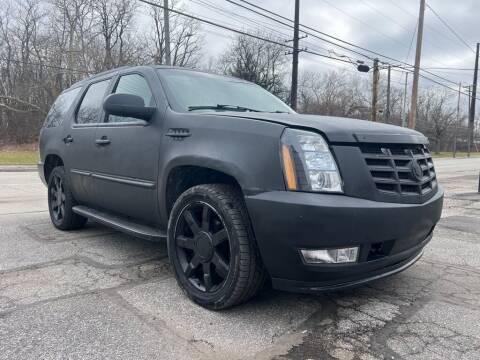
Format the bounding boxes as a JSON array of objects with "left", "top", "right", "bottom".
[
  {"left": 44, "top": 87, "right": 81, "bottom": 128},
  {"left": 108, "top": 74, "right": 154, "bottom": 123},
  {"left": 158, "top": 69, "right": 293, "bottom": 114},
  {"left": 76, "top": 79, "right": 110, "bottom": 124}
]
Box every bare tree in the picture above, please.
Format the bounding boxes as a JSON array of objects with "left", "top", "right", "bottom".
[
  {"left": 417, "top": 90, "right": 457, "bottom": 153},
  {"left": 299, "top": 70, "right": 369, "bottom": 118},
  {"left": 147, "top": 0, "right": 203, "bottom": 67},
  {"left": 218, "top": 33, "right": 288, "bottom": 97},
  {"left": 93, "top": 0, "right": 134, "bottom": 69},
  {"left": 0, "top": 0, "right": 476, "bottom": 150},
  {"left": 0, "top": 0, "right": 207, "bottom": 145}
]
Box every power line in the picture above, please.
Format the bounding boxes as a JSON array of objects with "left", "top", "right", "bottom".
[
  {"left": 4, "top": 0, "right": 472, "bottom": 103},
  {"left": 231, "top": 1, "right": 443, "bottom": 71},
  {"left": 321, "top": 0, "right": 466, "bottom": 68},
  {"left": 224, "top": 0, "right": 376, "bottom": 62},
  {"left": 228, "top": 0, "right": 468, "bottom": 92},
  {"left": 139, "top": 0, "right": 292, "bottom": 47},
  {"left": 385, "top": 0, "right": 417, "bottom": 18},
  {"left": 359, "top": 0, "right": 413, "bottom": 34},
  {"left": 423, "top": 67, "right": 474, "bottom": 71},
  {"left": 320, "top": 0, "right": 411, "bottom": 50},
  {"left": 139, "top": 0, "right": 360, "bottom": 67},
  {"left": 0, "top": 56, "right": 89, "bottom": 74},
  {"left": 426, "top": 3, "right": 476, "bottom": 54},
  {"left": 191, "top": 0, "right": 293, "bottom": 40},
  {"left": 232, "top": 0, "right": 388, "bottom": 61},
  {"left": 360, "top": 0, "right": 463, "bottom": 67},
  {"left": 358, "top": 0, "right": 466, "bottom": 67},
  {"left": 405, "top": 21, "right": 418, "bottom": 62},
  {"left": 392, "top": 67, "right": 479, "bottom": 101},
  {"left": 386, "top": 0, "right": 475, "bottom": 55},
  {"left": 142, "top": 0, "right": 479, "bottom": 102}
]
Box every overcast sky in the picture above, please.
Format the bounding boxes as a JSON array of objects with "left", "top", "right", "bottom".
[{"left": 180, "top": 0, "right": 479, "bottom": 93}]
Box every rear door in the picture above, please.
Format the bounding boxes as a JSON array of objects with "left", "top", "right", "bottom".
[
  {"left": 64, "top": 78, "right": 112, "bottom": 206},
  {"left": 91, "top": 71, "right": 161, "bottom": 223}
]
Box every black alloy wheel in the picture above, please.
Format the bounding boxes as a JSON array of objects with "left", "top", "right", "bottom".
[
  {"left": 49, "top": 173, "right": 66, "bottom": 222},
  {"left": 174, "top": 201, "right": 231, "bottom": 292},
  {"left": 47, "top": 166, "right": 87, "bottom": 230},
  {"left": 168, "top": 184, "right": 267, "bottom": 310}
]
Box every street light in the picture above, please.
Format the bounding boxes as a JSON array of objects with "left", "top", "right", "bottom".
[{"left": 357, "top": 64, "right": 370, "bottom": 73}]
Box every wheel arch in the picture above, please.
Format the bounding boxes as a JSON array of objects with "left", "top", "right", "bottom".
[
  {"left": 43, "top": 154, "right": 64, "bottom": 183},
  {"left": 163, "top": 163, "right": 243, "bottom": 219}
]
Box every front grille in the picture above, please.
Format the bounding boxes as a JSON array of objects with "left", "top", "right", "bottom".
[{"left": 361, "top": 144, "right": 437, "bottom": 197}]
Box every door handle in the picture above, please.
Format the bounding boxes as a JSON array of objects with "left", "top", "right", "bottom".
[
  {"left": 95, "top": 136, "right": 111, "bottom": 146},
  {"left": 63, "top": 135, "right": 73, "bottom": 144}
]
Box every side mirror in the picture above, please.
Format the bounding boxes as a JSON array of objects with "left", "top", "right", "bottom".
[{"left": 103, "top": 93, "right": 156, "bottom": 121}]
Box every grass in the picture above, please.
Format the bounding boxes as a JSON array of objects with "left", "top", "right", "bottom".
[
  {"left": 0, "top": 146, "right": 478, "bottom": 165},
  {"left": 0, "top": 150, "right": 39, "bottom": 165},
  {"left": 431, "top": 151, "right": 480, "bottom": 158}
]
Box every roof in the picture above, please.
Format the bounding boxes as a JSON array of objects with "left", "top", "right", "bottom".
[{"left": 67, "top": 64, "right": 253, "bottom": 91}]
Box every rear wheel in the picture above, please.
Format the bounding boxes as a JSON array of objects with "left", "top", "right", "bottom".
[
  {"left": 48, "top": 166, "right": 87, "bottom": 230},
  {"left": 167, "top": 184, "right": 266, "bottom": 310}
]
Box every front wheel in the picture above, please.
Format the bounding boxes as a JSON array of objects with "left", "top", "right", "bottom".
[
  {"left": 167, "top": 184, "right": 266, "bottom": 310},
  {"left": 47, "top": 166, "right": 87, "bottom": 230}
]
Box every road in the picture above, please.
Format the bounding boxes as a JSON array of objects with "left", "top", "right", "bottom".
[{"left": 0, "top": 158, "right": 479, "bottom": 360}]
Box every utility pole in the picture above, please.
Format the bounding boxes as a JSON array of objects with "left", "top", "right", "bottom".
[
  {"left": 402, "top": 73, "right": 409, "bottom": 127},
  {"left": 453, "top": 82, "right": 461, "bottom": 158},
  {"left": 371, "top": 58, "right": 379, "bottom": 122},
  {"left": 466, "top": 85, "right": 472, "bottom": 156},
  {"left": 290, "top": 0, "right": 300, "bottom": 111},
  {"left": 164, "top": 0, "right": 171, "bottom": 66},
  {"left": 468, "top": 43, "right": 479, "bottom": 157},
  {"left": 408, "top": 0, "right": 426, "bottom": 129},
  {"left": 386, "top": 65, "right": 391, "bottom": 123},
  {"left": 466, "top": 85, "right": 472, "bottom": 109}
]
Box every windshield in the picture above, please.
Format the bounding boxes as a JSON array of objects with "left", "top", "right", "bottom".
[{"left": 158, "top": 69, "right": 294, "bottom": 114}]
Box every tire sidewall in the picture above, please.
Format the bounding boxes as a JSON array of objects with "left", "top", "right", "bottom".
[
  {"left": 167, "top": 187, "right": 242, "bottom": 308},
  {"left": 47, "top": 166, "right": 76, "bottom": 229}
]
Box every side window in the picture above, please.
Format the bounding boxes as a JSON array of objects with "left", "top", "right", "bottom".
[
  {"left": 44, "top": 87, "right": 81, "bottom": 128},
  {"left": 108, "top": 74, "right": 155, "bottom": 123},
  {"left": 76, "top": 79, "right": 110, "bottom": 124}
]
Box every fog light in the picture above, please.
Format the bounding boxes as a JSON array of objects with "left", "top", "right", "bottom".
[{"left": 300, "top": 247, "right": 359, "bottom": 264}]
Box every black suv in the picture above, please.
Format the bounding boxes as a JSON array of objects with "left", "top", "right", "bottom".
[{"left": 38, "top": 66, "right": 444, "bottom": 309}]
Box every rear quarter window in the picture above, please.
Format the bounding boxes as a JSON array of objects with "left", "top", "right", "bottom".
[{"left": 43, "top": 87, "right": 81, "bottom": 128}]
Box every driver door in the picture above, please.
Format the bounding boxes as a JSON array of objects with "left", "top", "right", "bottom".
[{"left": 91, "top": 72, "right": 161, "bottom": 223}]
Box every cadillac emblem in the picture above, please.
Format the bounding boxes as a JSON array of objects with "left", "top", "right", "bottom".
[{"left": 410, "top": 160, "right": 423, "bottom": 181}]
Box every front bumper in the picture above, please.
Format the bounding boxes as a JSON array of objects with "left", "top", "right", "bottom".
[{"left": 245, "top": 187, "right": 443, "bottom": 293}]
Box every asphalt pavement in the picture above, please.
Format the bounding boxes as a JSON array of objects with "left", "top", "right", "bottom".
[{"left": 0, "top": 157, "right": 479, "bottom": 360}]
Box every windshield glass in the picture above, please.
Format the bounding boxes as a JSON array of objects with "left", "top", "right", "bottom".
[{"left": 158, "top": 69, "right": 294, "bottom": 114}]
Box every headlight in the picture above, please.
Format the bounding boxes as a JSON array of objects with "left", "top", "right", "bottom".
[{"left": 281, "top": 128, "right": 343, "bottom": 193}]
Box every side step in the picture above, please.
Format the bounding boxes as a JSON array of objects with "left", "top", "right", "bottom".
[{"left": 72, "top": 205, "right": 166, "bottom": 242}]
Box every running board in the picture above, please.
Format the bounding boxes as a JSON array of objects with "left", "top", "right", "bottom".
[{"left": 72, "top": 205, "right": 166, "bottom": 242}]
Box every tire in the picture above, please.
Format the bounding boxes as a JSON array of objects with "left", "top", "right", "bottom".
[
  {"left": 167, "top": 184, "right": 267, "bottom": 310},
  {"left": 47, "top": 166, "right": 87, "bottom": 230}
]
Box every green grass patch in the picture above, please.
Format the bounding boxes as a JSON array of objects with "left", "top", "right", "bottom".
[
  {"left": 0, "top": 150, "right": 39, "bottom": 165},
  {"left": 0, "top": 149, "right": 478, "bottom": 165}
]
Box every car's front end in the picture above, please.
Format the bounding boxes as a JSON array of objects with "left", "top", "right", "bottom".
[
  {"left": 243, "top": 121, "right": 443, "bottom": 293},
  {"left": 156, "top": 67, "right": 444, "bottom": 295}
]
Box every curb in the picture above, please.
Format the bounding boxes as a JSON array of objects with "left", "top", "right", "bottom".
[{"left": 0, "top": 165, "right": 37, "bottom": 172}]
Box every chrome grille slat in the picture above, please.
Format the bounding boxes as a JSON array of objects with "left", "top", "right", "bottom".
[{"left": 361, "top": 144, "right": 437, "bottom": 197}]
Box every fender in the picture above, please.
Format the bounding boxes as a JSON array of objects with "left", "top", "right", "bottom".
[{"left": 156, "top": 110, "right": 288, "bottom": 227}]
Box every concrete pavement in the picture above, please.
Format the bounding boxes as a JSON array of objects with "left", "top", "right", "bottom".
[{"left": 0, "top": 158, "right": 479, "bottom": 359}]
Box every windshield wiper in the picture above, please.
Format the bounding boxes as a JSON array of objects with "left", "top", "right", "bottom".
[{"left": 188, "top": 104, "right": 261, "bottom": 112}]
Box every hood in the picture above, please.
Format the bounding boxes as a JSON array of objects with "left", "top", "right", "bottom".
[{"left": 211, "top": 112, "right": 428, "bottom": 144}]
